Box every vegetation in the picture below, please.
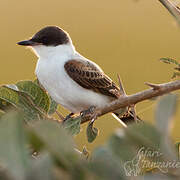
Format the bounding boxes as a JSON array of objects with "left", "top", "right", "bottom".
[
  {"left": 0, "top": 78, "right": 179, "bottom": 180},
  {"left": 0, "top": 0, "right": 180, "bottom": 179}
]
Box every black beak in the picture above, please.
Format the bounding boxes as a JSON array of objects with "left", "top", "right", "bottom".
[{"left": 17, "top": 39, "right": 41, "bottom": 46}]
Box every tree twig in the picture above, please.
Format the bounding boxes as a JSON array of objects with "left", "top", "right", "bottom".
[
  {"left": 144, "top": 82, "right": 161, "bottom": 90},
  {"left": 159, "top": 0, "right": 180, "bottom": 25},
  {"left": 117, "top": 74, "right": 126, "bottom": 95},
  {"left": 81, "top": 80, "right": 180, "bottom": 124}
]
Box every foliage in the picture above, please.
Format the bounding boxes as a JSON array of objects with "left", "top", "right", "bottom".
[
  {"left": 86, "top": 122, "right": 99, "bottom": 143},
  {"left": 160, "top": 58, "right": 180, "bottom": 78},
  {"left": 0, "top": 78, "right": 179, "bottom": 180},
  {"left": 0, "top": 81, "right": 58, "bottom": 123}
]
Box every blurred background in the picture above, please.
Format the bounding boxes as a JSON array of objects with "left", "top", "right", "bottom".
[{"left": 0, "top": 0, "right": 180, "bottom": 150}]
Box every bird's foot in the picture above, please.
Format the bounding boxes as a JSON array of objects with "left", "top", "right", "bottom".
[{"left": 80, "top": 106, "right": 97, "bottom": 125}]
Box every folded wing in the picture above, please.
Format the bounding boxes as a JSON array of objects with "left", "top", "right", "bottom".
[{"left": 64, "top": 59, "right": 121, "bottom": 98}]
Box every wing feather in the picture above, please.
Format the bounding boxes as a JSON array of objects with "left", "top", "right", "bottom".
[{"left": 64, "top": 60, "right": 121, "bottom": 98}]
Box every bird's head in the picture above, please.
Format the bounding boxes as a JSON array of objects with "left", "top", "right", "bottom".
[{"left": 17, "top": 26, "right": 73, "bottom": 58}]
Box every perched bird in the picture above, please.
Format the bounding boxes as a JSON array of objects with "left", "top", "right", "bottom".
[{"left": 17, "top": 26, "right": 135, "bottom": 126}]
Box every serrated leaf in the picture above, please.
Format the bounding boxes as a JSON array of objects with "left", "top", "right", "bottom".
[
  {"left": 48, "top": 96, "right": 58, "bottom": 115},
  {"left": 0, "top": 111, "right": 29, "bottom": 180},
  {"left": 160, "top": 58, "right": 179, "bottom": 65},
  {"left": 155, "top": 94, "right": 177, "bottom": 136},
  {"left": 86, "top": 122, "right": 99, "bottom": 143},
  {"left": 63, "top": 116, "right": 81, "bottom": 136},
  {"left": 16, "top": 81, "right": 50, "bottom": 113}
]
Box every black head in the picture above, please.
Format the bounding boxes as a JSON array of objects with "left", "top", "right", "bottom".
[{"left": 17, "top": 26, "right": 70, "bottom": 47}]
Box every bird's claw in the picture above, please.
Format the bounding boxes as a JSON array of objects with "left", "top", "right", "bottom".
[{"left": 80, "top": 106, "right": 97, "bottom": 124}]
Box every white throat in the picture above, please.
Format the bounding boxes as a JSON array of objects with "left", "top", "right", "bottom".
[{"left": 31, "top": 41, "right": 76, "bottom": 60}]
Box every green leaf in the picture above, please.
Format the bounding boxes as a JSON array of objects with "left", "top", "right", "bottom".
[
  {"left": 30, "top": 120, "right": 77, "bottom": 169},
  {"left": 0, "top": 86, "right": 20, "bottom": 107},
  {"left": 16, "top": 81, "right": 50, "bottom": 113},
  {"left": 155, "top": 94, "right": 177, "bottom": 136},
  {"left": 0, "top": 86, "right": 44, "bottom": 122},
  {"left": 0, "top": 98, "right": 15, "bottom": 111},
  {"left": 0, "top": 111, "right": 29, "bottom": 180},
  {"left": 125, "top": 123, "right": 161, "bottom": 151},
  {"left": 90, "top": 146, "right": 126, "bottom": 179},
  {"left": 27, "top": 153, "right": 55, "bottom": 180},
  {"left": 34, "top": 78, "right": 58, "bottom": 115},
  {"left": 143, "top": 173, "right": 174, "bottom": 180},
  {"left": 160, "top": 58, "right": 179, "bottom": 65},
  {"left": 107, "top": 129, "right": 136, "bottom": 162},
  {"left": 63, "top": 116, "right": 81, "bottom": 136},
  {"left": 86, "top": 122, "right": 99, "bottom": 143},
  {"left": 18, "top": 92, "right": 45, "bottom": 122},
  {"left": 155, "top": 95, "right": 178, "bottom": 161},
  {"left": 48, "top": 96, "right": 58, "bottom": 115},
  {"left": 33, "top": 78, "right": 40, "bottom": 86}
]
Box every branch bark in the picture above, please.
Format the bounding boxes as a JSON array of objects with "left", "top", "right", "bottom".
[
  {"left": 62, "top": 1, "right": 180, "bottom": 125},
  {"left": 158, "top": 0, "right": 180, "bottom": 25},
  {"left": 81, "top": 80, "right": 180, "bottom": 124}
]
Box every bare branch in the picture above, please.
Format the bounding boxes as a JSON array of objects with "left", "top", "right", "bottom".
[
  {"left": 159, "top": 0, "right": 180, "bottom": 25},
  {"left": 145, "top": 82, "right": 161, "bottom": 90},
  {"left": 81, "top": 80, "right": 180, "bottom": 124},
  {"left": 117, "top": 74, "right": 126, "bottom": 95}
]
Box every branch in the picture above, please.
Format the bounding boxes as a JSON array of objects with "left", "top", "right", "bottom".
[
  {"left": 81, "top": 80, "right": 180, "bottom": 124},
  {"left": 159, "top": 0, "right": 180, "bottom": 25}
]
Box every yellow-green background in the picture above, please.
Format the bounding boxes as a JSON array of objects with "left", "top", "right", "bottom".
[{"left": 0, "top": 0, "right": 180, "bottom": 150}]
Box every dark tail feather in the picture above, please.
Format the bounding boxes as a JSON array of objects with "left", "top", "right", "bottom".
[{"left": 112, "top": 111, "right": 142, "bottom": 127}]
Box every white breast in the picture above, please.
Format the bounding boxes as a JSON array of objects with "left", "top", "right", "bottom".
[{"left": 34, "top": 44, "right": 111, "bottom": 113}]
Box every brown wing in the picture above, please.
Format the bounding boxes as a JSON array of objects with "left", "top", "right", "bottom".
[{"left": 64, "top": 59, "right": 121, "bottom": 98}]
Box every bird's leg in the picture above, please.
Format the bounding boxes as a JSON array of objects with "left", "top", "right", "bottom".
[
  {"left": 63, "top": 112, "right": 74, "bottom": 122},
  {"left": 80, "top": 106, "right": 97, "bottom": 124}
]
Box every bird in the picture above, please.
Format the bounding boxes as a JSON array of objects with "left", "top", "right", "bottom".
[{"left": 17, "top": 26, "right": 136, "bottom": 127}]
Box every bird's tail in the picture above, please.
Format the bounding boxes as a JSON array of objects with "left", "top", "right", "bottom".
[{"left": 112, "top": 108, "right": 142, "bottom": 127}]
